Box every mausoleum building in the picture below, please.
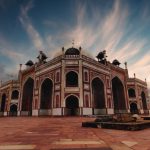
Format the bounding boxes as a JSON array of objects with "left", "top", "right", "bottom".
[{"left": 0, "top": 47, "right": 149, "bottom": 116}]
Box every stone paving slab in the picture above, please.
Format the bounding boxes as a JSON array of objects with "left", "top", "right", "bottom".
[
  {"left": 0, "top": 117, "right": 150, "bottom": 149},
  {"left": 0, "top": 144, "right": 36, "bottom": 149}
]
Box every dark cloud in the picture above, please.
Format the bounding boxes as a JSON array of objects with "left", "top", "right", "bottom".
[{"left": 0, "top": 0, "right": 16, "bottom": 10}]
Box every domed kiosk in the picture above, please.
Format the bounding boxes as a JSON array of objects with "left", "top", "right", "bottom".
[{"left": 65, "top": 47, "right": 80, "bottom": 55}]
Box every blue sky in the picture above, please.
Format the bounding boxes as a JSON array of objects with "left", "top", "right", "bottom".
[{"left": 0, "top": 0, "right": 150, "bottom": 88}]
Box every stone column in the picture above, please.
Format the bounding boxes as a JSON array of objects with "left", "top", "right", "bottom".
[
  {"left": 79, "top": 58, "right": 83, "bottom": 115},
  {"left": 61, "top": 58, "right": 65, "bottom": 115}
]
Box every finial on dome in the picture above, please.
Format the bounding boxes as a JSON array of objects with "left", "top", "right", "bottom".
[
  {"left": 134, "top": 73, "right": 136, "bottom": 78},
  {"left": 19, "top": 64, "right": 22, "bottom": 71},
  {"left": 79, "top": 46, "right": 82, "bottom": 51},
  {"left": 72, "top": 39, "right": 74, "bottom": 48},
  {"left": 124, "top": 62, "right": 127, "bottom": 69}
]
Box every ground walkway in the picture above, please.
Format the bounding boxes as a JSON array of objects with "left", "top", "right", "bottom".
[{"left": 0, "top": 117, "right": 150, "bottom": 149}]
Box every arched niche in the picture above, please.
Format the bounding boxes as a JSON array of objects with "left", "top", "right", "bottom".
[
  {"left": 128, "top": 88, "right": 136, "bottom": 98},
  {"left": 11, "top": 90, "right": 19, "bottom": 99},
  {"left": 66, "top": 71, "right": 78, "bottom": 87}
]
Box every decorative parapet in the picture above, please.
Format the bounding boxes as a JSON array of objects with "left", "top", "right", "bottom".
[{"left": 65, "top": 55, "right": 80, "bottom": 59}]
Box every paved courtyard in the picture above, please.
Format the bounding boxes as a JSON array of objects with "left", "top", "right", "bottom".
[{"left": 0, "top": 117, "right": 150, "bottom": 150}]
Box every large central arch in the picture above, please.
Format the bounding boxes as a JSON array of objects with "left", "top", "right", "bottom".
[
  {"left": 112, "top": 77, "right": 126, "bottom": 113},
  {"left": 1, "top": 93, "right": 6, "bottom": 112},
  {"left": 22, "top": 77, "right": 34, "bottom": 116},
  {"left": 65, "top": 95, "right": 79, "bottom": 116},
  {"left": 40, "top": 78, "right": 53, "bottom": 110},
  {"left": 92, "top": 77, "right": 105, "bottom": 114}
]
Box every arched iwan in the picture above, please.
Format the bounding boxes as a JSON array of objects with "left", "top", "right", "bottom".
[
  {"left": 39, "top": 78, "right": 53, "bottom": 115},
  {"left": 92, "top": 77, "right": 106, "bottom": 115},
  {"left": 112, "top": 77, "right": 126, "bottom": 113},
  {"left": 21, "top": 77, "right": 34, "bottom": 116}
]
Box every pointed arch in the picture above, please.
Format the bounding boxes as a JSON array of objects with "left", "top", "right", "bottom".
[
  {"left": 112, "top": 77, "right": 126, "bottom": 112},
  {"left": 65, "top": 95, "right": 79, "bottom": 116},
  {"left": 11, "top": 90, "right": 19, "bottom": 99},
  {"left": 130, "top": 102, "right": 138, "bottom": 114},
  {"left": 66, "top": 71, "right": 78, "bottom": 87},
  {"left": 128, "top": 88, "right": 136, "bottom": 98},
  {"left": 40, "top": 78, "right": 53, "bottom": 109},
  {"left": 92, "top": 77, "right": 105, "bottom": 109},
  {"left": 21, "top": 77, "right": 34, "bottom": 115},
  {"left": 1, "top": 93, "right": 6, "bottom": 112},
  {"left": 9, "top": 104, "right": 17, "bottom": 116},
  {"left": 141, "top": 91, "right": 147, "bottom": 110}
]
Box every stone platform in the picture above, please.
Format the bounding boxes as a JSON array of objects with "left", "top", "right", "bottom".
[
  {"left": 0, "top": 117, "right": 150, "bottom": 149},
  {"left": 82, "top": 121, "right": 150, "bottom": 130}
]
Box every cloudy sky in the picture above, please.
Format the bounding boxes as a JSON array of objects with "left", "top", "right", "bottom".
[{"left": 0, "top": 0, "right": 150, "bottom": 89}]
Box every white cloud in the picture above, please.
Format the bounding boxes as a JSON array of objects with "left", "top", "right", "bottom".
[
  {"left": 0, "top": 35, "right": 29, "bottom": 81},
  {"left": 19, "top": 0, "right": 44, "bottom": 50}
]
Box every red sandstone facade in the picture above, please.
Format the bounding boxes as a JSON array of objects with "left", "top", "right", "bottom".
[{"left": 0, "top": 47, "right": 149, "bottom": 116}]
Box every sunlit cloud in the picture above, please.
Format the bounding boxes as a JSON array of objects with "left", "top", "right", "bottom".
[
  {"left": 55, "top": 0, "right": 150, "bottom": 90},
  {"left": 0, "top": 35, "right": 29, "bottom": 80},
  {"left": 0, "top": 0, "right": 149, "bottom": 92},
  {"left": 128, "top": 51, "right": 150, "bottom": 80}
]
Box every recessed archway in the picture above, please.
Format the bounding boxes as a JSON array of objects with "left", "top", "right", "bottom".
[
  {"left": 128, "top": 88, "right": 136, "bottom": 98},
  {"left": 9, "top": 104, "right": 17, "bottom": 116},
  {"left": 92, "top": 77, "right": 105, "bottom": 109},
  {"left": 66, "top": 71, "right": 78, "bottom": 87},
  {"left": 141, "top": 91, "right": 147, "bottom": 110},
  {"left": 112, "top": 77, "right": 126, "bottom": 113},
  {"left": 1, "top": 93, "right": 6, "bottom": 112},
  {"left": 40, "top": 78, "right": 53, "bottom": 109},
  {"left": 21, "top": 78, "right": 34, "bottom": 116},
  {"left": 130, "top": 102, "right": 138, "bottom": 114},
  {"left": 65, "top": 95, "right": 79, "bottom": 116},
  {"left": 11, "top": 90, "right": 19, "bottom": 99}
]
